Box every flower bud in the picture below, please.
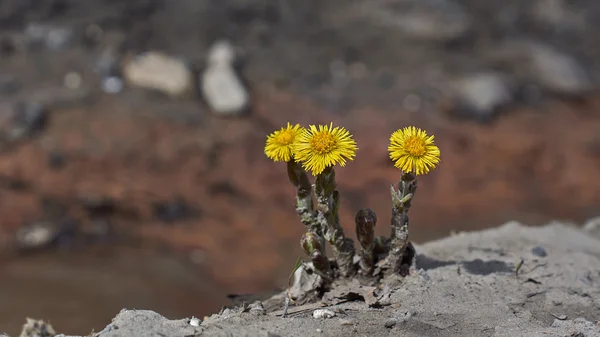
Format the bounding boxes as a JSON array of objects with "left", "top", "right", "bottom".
[
  {"left": 301, "top": 232, "right": 322, "bottom": 256},
  {"left": 355, "top": 208, "right": 377, "bottom": 250}
]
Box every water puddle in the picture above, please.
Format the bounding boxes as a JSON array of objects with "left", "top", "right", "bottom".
[{"left": 0, "top": 246, "right": 227, "bottom": 336}]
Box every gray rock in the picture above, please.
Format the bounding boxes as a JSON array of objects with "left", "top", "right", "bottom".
[
  {"left": 0, "top": 102, "right": 47, "bottom": 144},
  {"left": 312, "top": 309, "right": 336, "bottom": 319},
  {"left": 488, "top": 41, "right": 593, "bottom": 96},
  {"left": 102, "top": 76, "right": 124, "bottom": 94},
  {"left": 201, "top": 40, "right": 250, "bottom": 116},
  {"left": 532, "top": 245, "right": 548, "bottom": 257},
  {"left": 527, "top": 43, "right": 592, "bottom": 95},
  {"left": 451, "top": 72, "right": 513, "bottom": 121},
  {"left": 362, "top": 0, "right": 471, "bottom": 42},
  {"left": 24, "top": 23, "right": 72, "bottom": 50},
  {"left": 530, "top": 0, "right": 586, "bottom": 31},
  {"left": 384, "top": 318, "right": 397, "bottom": 328},
  {"left": 583, "top": 217, "right": 600, "bottom": 240},
  {"left": 123, "top": 51, "right": 193, "bottom": 97}
]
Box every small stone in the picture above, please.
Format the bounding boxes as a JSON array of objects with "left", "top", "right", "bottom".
[
  {"left": 201, "top": 40, "right": 250, "bottom": 116},
  {"left": 532, "top": 246, "right": 548, "bottom": 257},
  {"left": 46, "top": 27, "right": 72, "bottom": 50},
  {"left": 123, "top": 51, "right": 193, "bottom": 97},
  {"left": 339, "top": 319, "right": 355, "bottom": 326},
  {"left": 312, "top": 309, "right": 336, "bottom": 319},
  {"left": 418, "top": 268, "right": 431, "bottom": 281},
  {"left": 25, "top": 24, "right": 72, "bottom": 50},
  {"left": 102, "top": 76, "right": 124, "bottom": 94},
  {"left": 384, "top": 318, "right": 397, "bottom": 328},
  {"left": 64, "top": 72, "right": 82, "bottom": 90},
  {"left": 189, "top": 317, "right": 201, "bottom": 327},
  {"left": 249, "top": 301, "right": 266, "bottom": 314}
]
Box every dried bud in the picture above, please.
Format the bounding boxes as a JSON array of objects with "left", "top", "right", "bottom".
[
  {"left": 355, "top": 208, "right": 377, "bottom": 250},
  {"left": 301, "top": 232, "right": 322, "bottom": 256}
]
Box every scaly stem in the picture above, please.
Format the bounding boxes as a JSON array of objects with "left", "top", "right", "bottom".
[
  {"left": 315, "top": 166, "right": 356, "bottom": 277},
  {"left": 385, "top": 171, "right": 418, "bottom": 275},
  {"left": 287, "top": 161, "right": 322, "bottom": 237}
]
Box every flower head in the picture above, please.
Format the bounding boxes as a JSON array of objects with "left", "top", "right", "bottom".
[
  {"left": 388, "top": 126, "right": 440, "bottom": 175},
  {"left": 264, "top": 123, "right": 304, "bottom": 162},
  {"left": 293, "top": 123, "right": 358, "bottom": 176}
]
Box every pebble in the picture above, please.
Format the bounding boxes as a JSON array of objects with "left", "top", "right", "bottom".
[
  {"left": 312, "top": 309, "right": 336, "bottom": 319},
  {"left": 189, "top": 317, "right": 201, "bottom": 327},
  {"left": 123, "top": 51, "right": 193, "bottom": 97},
  {"left": 201, "top": 40, "right": 250, "bottom": 116},
  {"left": 15, "top": 221, "right": 56, "bottom": 250},
  {"left": 339, "top": 319, "right": 355, "bottom": 326},
  {"left": 64, "top": 72, "right": 82, "bottom": 90},
  {"left": 102, "top": 76, "right": 124, "bottom": 94},
  {"left": 384, "top": 318, "right": 397, "bottom": 328},
  {"left": 25, "top": 23, "right": 72, "bottom": 50},
  {"left": 532, "top": 245, "right": 548, "bottom": 257}
]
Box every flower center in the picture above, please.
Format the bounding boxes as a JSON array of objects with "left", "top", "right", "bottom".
[
  {"left": 275, "top": 131, "right": 295, "bottom": 145},
  {"left": 310, "top": 132, "right": 336, "bottom": 155},
  {"left": 404, "top": 136, "right": 426, "bottom": 157}
]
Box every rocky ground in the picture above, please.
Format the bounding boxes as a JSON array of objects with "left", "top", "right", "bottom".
[
  {"left": 10, "top": 219, "right": 600, "bottom": 337},
  {"left": 1, "top": 0, "right": 600, "bottom": 334}
]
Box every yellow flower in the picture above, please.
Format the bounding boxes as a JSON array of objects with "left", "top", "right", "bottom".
[
  {"left": 388, "top": 126, "right": 440, "bottom": 175},
  {"left": 264, "top": 122, "right": 304, "bottom": 162},
  {"left": 293, "top": 123, "right": 358, "bottom": 175}
]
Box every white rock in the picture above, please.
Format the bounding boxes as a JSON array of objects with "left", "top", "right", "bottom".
[
  {"left": 583, "top": 217, "right": 600, "bottom": 240},
  {"left": 526, "top": 43, "right": 592, "bottom": 95},
  {"left": 189, "top": 317, "right": 201, "bottom": 327},
  {"left": 453, "top": 72, "right": 513, "bottom": 118},
  {"left": 201, "top": 40, "right": 250, "bottom": 116},
  {"left": 312, "top": 309, "right": 336, "bottom": 319},
  {"left": 123, "top": 51, "right": 193, "bottom": 97},
  {"left": 361, "top": 0, "right": 471, "bottom": 42}
]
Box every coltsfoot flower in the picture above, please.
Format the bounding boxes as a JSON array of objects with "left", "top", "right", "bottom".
[
  {"left": 293, "top": 123, "right": 358, "bottom": 176},
  {"left": 388, "top": 126, "right": 440, "bottom": 175},
  {"left": 264, "top": 122, "right": 304, "bottom": 162}
]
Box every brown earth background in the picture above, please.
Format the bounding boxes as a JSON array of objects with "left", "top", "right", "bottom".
[{"left": 1, "top": 0, "right": 600, "bottom": 335}]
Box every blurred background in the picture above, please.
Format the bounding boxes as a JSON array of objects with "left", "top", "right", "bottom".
[{"left": 1, "top": 0, "right": 599, "bottom": 335}]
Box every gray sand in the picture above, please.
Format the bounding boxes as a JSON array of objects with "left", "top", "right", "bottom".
[{"left": 26, "top": 221, "right": 600, "bottom": 336}]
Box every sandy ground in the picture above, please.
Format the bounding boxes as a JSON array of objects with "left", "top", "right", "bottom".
[{"left": 17, "top": 220, "right": 597, "bottom": 337}]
